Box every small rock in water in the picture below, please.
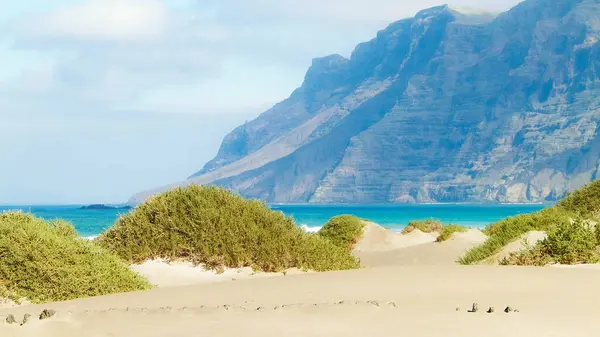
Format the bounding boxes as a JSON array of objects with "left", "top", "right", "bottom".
[
  {"left": 39, "top": 309, "right": 56, "bottom": 320},
  {"left": 504, "top": 306, "right": 513, "bottom": 313},
  {"left": 486, "top": 307, "right": 495, "bottom": 313},
  {"left": 5, "top": 314, "right": 16, "bottom": 324},
  {"left": 468, "top": 303, "right": 479, "bottom": 313},
  {"left": 456, "top": 307, "right": 461, "bottom": 312},
  {"left": 21, "top": 314, "right": 31, "bottom": 325}
]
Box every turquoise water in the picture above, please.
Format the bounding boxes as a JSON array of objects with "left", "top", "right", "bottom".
[{"left": 0, "top": 204, "right": 546, "bottom": 237}]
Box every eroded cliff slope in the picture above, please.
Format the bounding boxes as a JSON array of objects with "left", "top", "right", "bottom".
[{"left": 132, "top": 0, "right": 600, "bottom": 204}]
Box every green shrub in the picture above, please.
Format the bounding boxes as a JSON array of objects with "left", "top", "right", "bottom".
[
  {"left": 499, "top": 244, "right": 548, "bottom": 266},
  {"left": 0, "top": 212, "right": 150, "bottom": 303},
  {"left": 458, "top": 207, "right": 571, "bottom": 265},
  {"left": 402, "top": 219, "right": 444, "bottom": 234},
  {"left": 436, "top": 225, "right": 468, "bottom": 242},
  {"left": 543, "top": 219, "right": 599, "bottom": 264},
  {"left": 502, "top": 219, "right": 600, "bottom": 266},
  {"left": 318, "top": 215, "right": 365, "bottom": 250},
  {"left": 98, "top": 185, "right": 359, "bottom": 272},
  {"left": 558, "top": 180, "right": 600, "bottom": 218}
]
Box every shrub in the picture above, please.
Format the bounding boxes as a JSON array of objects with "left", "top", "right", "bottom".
[
  {"left": 436, "top": 225, "right": 468, "bottom": 242},
  {"left": 499, "top": 244, "right": 549, "bottom": 266},
  {"left": 543, "top": 219, "right": 599, "bottom": 264},
  {"left": 501, "top": 219, "right": 600, "bottom": 266},
  {"left": 458, "top": 207, "right": 571, "bottom": 265},
  {"left": 318, "top": 215, "right": 365, "bottom": 250},
  {"left": 402, "top": 219, "right": 444, "bottom": 234},
  {"left": 98, "top": 185, "right": 359, "bottom": 272},
  {"left": 557, "top": 180, "right": 600, "bottom": 218},
  {"left": 0, "top": 212, "right": 150, "bottom": 303}
]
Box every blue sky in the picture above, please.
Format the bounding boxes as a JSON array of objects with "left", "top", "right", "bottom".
[{"left": 0, "top": 0, "right": 522, "bottom": 205}]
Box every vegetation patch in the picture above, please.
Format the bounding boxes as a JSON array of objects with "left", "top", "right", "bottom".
[
  {"left": 0, "top": 212, "right": 150, "bottom": 304},
  {"left": 460, "top": 180, "right": 600, "bottom": 265},
  {"left": 458, "top": 207, "right": 571, "bottom": 265},
  {"left": 318, "top": 215, "right": 365, "bottom": 250},
  {"left": 401, "top": 219, "right": 444, "bottom": 234},
  {"left": 501, "top": 219, "right": 600, "bottom": 266},
  {"left": 557, "top": 180, "right": 600, "bottom": 219},
  {"left": 436, "top": 225, "right": 468, "bottom": 242},
  {"left": 98, "top": 185, "right": 360, "bottom": 272}
]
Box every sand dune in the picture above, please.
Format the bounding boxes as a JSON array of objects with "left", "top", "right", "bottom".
[
  {"left": 2, "top": 266, "right": 600, "bottom": 336},
  {"left": 131, "top": 260, "right": 308, "bottom": 288},
  {"left": 450, "top": 228, "right": 488, "bottom": 243},
  {"left": 354, "top": 225, "right": 488, "bottom": 267},
  {"left": 353, "top": 222, "right": 438, "bottom": 253}
]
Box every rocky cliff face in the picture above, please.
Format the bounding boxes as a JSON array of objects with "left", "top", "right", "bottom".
[{"left": 131, "top": 0, "right": 600, "bottom": 204}]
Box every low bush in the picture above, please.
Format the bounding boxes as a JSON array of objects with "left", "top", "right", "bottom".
[
  {"left": 501, "top": 219, "right": 600, "bottom": 266},
  {"left": 0, "top": 212, "right": 150, "bottom": 303},
  {"left": 318, "top": 215, "right": 365, "bottom": 250},
  {"left": 98, "top": 185, "right": 360, "bottom": 272},
  {"left": 458, "top": 207, "right": 571, "bottom": 265},
  {"left": 557, "top": 180, "right": 600, "bottom": 218},
  {"left": 401, "top": 219, "right": 444, "bottom": 234}
]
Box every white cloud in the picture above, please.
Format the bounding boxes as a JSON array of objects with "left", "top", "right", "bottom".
[
  {"left": 210, "top": 0, "right": 522, "bottom": 26},
  {"left": 22, "top": 0, "right": 168, "bottom": 42},
  {"left": 5, "top": 0, "right": 526, "bottom": 118}
]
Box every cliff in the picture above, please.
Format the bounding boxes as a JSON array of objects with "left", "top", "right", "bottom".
[{"left": 131, "top": 0, "right": 600, "bottom": 204}]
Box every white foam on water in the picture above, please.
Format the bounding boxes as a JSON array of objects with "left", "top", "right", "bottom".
[
  {"left": 300, "top": 224, "right": 322, "bottom": 233},
  {"left": 85, "top": 236, "right": 98, "bottom": 240}
]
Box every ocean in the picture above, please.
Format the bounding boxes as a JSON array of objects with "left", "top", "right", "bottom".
[{"left": 0, "top": 204, "right": 546, "bottom": 238}]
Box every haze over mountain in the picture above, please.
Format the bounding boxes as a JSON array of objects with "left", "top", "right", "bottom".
[{"left": 132, "top": 0, "right": 600, "bottom": 204}]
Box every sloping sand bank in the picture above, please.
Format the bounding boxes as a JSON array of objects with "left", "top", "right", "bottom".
[
  {"left": 131, "top": 260, "right": 307, "bottom": 288},
  {"left": 1, "top": 266, "right": 600, "bottom": 337},
  {"left": 354, "top": 226, "right": 488, "bottom": 267},
  {"left": 353, "top": 222, "right": 438, "bottom": 253}
]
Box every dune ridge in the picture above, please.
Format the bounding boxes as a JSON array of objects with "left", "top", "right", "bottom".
[{"left": 353, "top": 223, "right": 488, "bottom": 267}]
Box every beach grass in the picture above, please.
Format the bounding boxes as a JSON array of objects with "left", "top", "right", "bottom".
[
  {"left": 318, "top": 215, "right": 365, "bottom": 250},
  {"left": 458, "top": 207, "right": 571, "bottom": 264},
  {"left": 501, "top": 218, "right": 600, "bottom": 266},
  {"left": 98, "top": 185, "right": 360, "bottom": 273},
  {"left": 459, "top": 180, "right": 600, "bottom": 265},
  {"left": 0, "top": 211, "right": 151, "bottom": 304},
  {"left": 401, "top": 219, "right": 444, "bottom": 234},
  {"left": 557, "top": 180, "right": 600, "bottom": 218},
  {"left": 402, "top": 219, "right": 467, "bottom": 243},
  {"left": 436, "top": 225, "right": 468, "bottom": 242}
]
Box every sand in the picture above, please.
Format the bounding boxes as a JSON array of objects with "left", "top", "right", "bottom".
[
  {"left": 2, "top": 223, "right": 599, "bottom": 336},
  {"left": 131, "top": 260, "right": 308, "bottom": 288},
  {"left": 353, "top": 222, "right": 439, "bottom": 253},
  {"left": 0, "top": 299, "right": 26, "bottom": 310},
  {"left": 354, "top": 225, "right": 488, "bottom": 267},
  {"left": 2, "top": 266, "right": 600, "bottom": 336}
]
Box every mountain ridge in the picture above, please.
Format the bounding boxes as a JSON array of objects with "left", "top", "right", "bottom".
[{"left": 130, "top": 0, "right": 600, "bottom": 205}]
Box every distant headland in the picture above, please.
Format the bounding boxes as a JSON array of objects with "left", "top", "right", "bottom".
[{"left": 79, "top": 204, "right": 132, "bottom": 210}]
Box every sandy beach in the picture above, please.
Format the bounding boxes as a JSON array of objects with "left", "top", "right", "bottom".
[
  {"left": 1, "top": 265, "right": 599, "bottom": 337},
  {"left": 1, "top": 224, "right": 598, "bottom": 337}
]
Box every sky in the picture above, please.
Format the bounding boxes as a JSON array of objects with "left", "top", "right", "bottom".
[{"left": 0, "top": 0, "right": 523, "bottom": 205}]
